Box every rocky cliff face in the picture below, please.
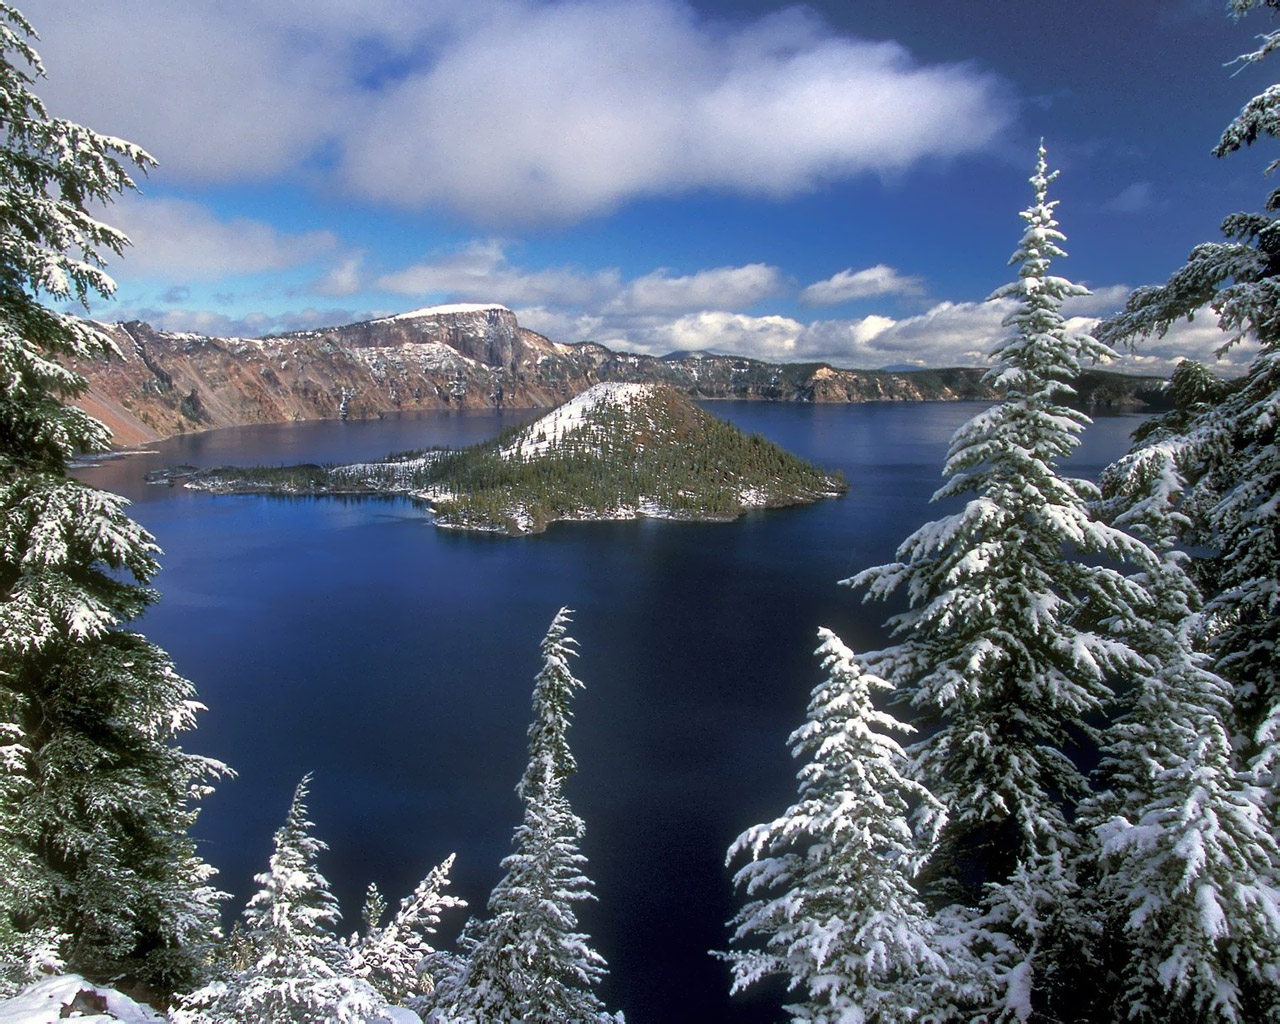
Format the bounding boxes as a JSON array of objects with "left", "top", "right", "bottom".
[{"left": 70, "top": 304, "right": 1168, "bottom": 446}]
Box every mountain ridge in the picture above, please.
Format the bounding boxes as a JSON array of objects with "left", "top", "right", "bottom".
[{"left": 69, "top": 305, "right": 1170, "bottom": 446}]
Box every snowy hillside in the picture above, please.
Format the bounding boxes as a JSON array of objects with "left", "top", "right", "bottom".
[{"left": 500, "top": 382, "right": 653, "bottom": 459}]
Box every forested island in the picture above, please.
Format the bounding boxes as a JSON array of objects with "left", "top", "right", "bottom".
[{"left": 179, "top": 382, "right": 847, "bottom": 535}]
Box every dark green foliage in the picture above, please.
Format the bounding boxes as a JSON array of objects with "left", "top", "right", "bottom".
[{"left": 0, "top": 2, "right": 224, "bottom": 997}]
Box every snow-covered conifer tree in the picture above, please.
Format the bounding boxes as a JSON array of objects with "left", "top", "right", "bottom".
[
  {"left": 850, "top": 144, "right": 1151, "bottom": 883},
  {"left": 177, "top": 776, "right": 389, "bottom": 1024},
  {"left": 1098, "top": 0, "right": 1280, "bottom": 775},
  {"left": 0, "top": 2, "right": 223, "bottom": 995},
  {"left": 842, "top": 146, "right": 1158, "bottom": 1019},
  {"left": 425, "top": 608, "right": 622, "bottom": 1023},
  {"left": 351, "top": 855, "right": 465, "bottom": 1007},
  {"left": 722, "top": 628, "right": 975, "bottom": 1022}
]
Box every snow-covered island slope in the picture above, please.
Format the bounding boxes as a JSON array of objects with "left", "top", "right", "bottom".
[{"left": 184, "top": 383, "right": 847, "bottom": 535}]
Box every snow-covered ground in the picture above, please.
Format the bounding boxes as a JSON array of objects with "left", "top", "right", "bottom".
[
  {"left": 0, "top": 975, "right": 421, "bottom": 1024},
  {"left": 501, "top": 382, "right": 653, "bottom": 460},
  {"left": 350, "top": 342, "right": 481, "bottom": 376},
  {"left": 0, "top": 975, "right": 162, "bottom": 1024}
]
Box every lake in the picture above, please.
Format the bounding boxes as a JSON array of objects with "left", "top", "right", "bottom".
[{"left": 73, "top": 400, "right": 1148, "bottom": 1023}]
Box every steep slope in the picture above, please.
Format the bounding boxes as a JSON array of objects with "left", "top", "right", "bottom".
[
  {"left": 71, "top": 305, "right": 589, "bottom": 444},
  {"left": 187, "top": 383, "right": 847, "bottom": 535},
  {"left": 70, "top": 306, "right": 1170, "bottom": 446}
]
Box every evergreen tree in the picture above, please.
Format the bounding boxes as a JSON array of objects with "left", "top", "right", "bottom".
[
  {"left": 849, "top": 145, "right": 1152, "bottom": 884},
  {"left": 837, "top": 146, "right": 1159, "bottom": 1020},
  {"left": 351, "top": 855, "right": 465, "bottom": 1007},
  {"left": 0, "top": 2, "right": 224, "bottom": 995},
  {"left": 722, "top": 628, "right": 974, "bottom": 1022},
  {"left": 1099, "top": 0, "right": 1280, "bottom": 767},
  {"left": 1078, "top": 7, "right": 1280, "bottom": 1015},
  {"left": 1058, "top": 434, "right": 1278, "bottom": 1022},
  {"left": 176, "top": 776, "right": 388, "bottom": 1024},
  {"left": 425, "top": 608, "right": 622, "bottom": 1023}
]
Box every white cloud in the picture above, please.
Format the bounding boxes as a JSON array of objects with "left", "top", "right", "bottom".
[
  {"left": 521, "top": 282, "right": 1254, "bottom": 375},
  {"left": 106, "top": 196, "right": 339, "bottom": 281},
  {"left": 514, "top": 307, "right": 607, "bottom": 345},
  {"left": 96, "top": 303, "right": 366, "bottom": 339},
  {"left": 661, "top": 311, "right": 805, "bottom": 359},
  {"left": 24, "top": 0, "right": 350, "bottom": 184},
  {"left": 340, "top": 3, "right": 1012, "bottom": 222},
  {"left": 375, "top": 242, "right": 620, "bottom": 307},
  {"left": 1097, "top": 310, "right": 1257, "bottom": 375},
  {"left": 799, "top": 264, "right": 925, "bottom": 305},
  {"left": 1103, "top": 181, "right": 1155, "bottom": 214},
  {"left": 609, "top": 264, "right": 782, "bottom": 315},
  {"left": 312, "top": 252, "right": 368, "bottom": 297},
  {"left": 21, "top": 0, "right": 1013, "bottom": 225},
  {"left": 376, "top": 244, "right": 782, "bottom": 317},
  {"left": 369, "top": 244, "right": 1250, "bottom": 373}
]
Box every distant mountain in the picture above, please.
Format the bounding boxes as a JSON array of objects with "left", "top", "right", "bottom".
[
  {"left": 186, "top": 382, "right": 847, "bottom": 535},
  {"left": 70, "top": 304, "right": 1170, "bottom": 446}
]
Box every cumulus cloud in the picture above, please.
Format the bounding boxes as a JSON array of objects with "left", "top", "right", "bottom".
[
  {"left": 106, "top": 196, "right": 339, "bottom": 281},
  {"left": 24, "top": 0, "right": 350, "bottom": 184},
  {"left": 609, "top": 264, "right": 783, "bottom": 315},
  {"left": 373, "top": 241, "right": 1245, "bottom": 373},
  {"left": 799, "top": 264, "right": 925, "bottom": 305},
  {"left": 340, "top": 3, "right": 1012, "bottom": 222},
  {"left": 311, "top": 252, "right": 368, "bottom": 297},
  {"left": 513, "top": 282, "right": 1252, "bottom": 376},
  {"left": 376, "top": 244, "right": 783, "bottom": 317},
  {"left": 22, "top": 0, "right": 1013, "bottom": 225},
  {"left": 376, "top": 241, "right": 620, "bottom": 308},
  {"left": 514, "top": 307, "right": 608, "bottom": 346}
]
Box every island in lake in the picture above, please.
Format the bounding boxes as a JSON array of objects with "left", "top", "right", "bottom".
[{"left": 177, "top": 382, "right": 848, "bottom": 535}]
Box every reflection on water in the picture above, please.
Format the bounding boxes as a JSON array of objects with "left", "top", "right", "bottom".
[{"left": 71, "top": 401, "right": 1147, "bottom": 1024}]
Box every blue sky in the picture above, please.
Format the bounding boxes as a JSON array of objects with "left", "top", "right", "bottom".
[{"left": 25, "top": 0, "right": 1278, "bottom": 372}]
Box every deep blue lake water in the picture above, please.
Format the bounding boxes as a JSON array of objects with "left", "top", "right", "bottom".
[{"left": 74, "top": 401, "right": 1147, "bottom": 1023}]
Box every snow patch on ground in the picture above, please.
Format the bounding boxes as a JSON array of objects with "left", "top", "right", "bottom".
[
  {"left": 501, "top": 382, "right": 654, "bottom": 460},
  {"left": 350, "top": 342, "right": 481, "bottom": 375},
  {"left": 372, "top": 303, "right": 510, "bottom": 323},
  {"left": 0, "top": 975, "right": 163, "bottom": 1024}
]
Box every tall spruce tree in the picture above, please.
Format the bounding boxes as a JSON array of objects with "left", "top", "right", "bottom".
[
  {"left": 722, "top": 628, "right": 974, "bottom": 1022},
  {"left": 0, "top": 2, "right": 224, "bottom": 995},
  {"left": 850, "top": 144, "right": 1152, "bottom": 884},
  {"left": 1098, "top": 0, "right": 1280, "bottom": 781},
  {"left": 425, "top": 608, "right": 621, "bottom": 1024},
  {"left": 843, "top": 146, "right": 1158, "bottom": 1020}
]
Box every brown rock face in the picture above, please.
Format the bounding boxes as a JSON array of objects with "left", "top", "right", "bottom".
[
  {"left": 72, "top": 306, "right": 592, "bottom": 443},
  {"left": 69, "top": 305, "right": 1169, "bottom": 446}
]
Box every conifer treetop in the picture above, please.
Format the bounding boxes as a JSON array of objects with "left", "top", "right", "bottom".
[
  {"left": 422, "top": 608, "right": 620, "bottom": 1023},
  {"left": 245, "top": 774, "right": 342, "bottom": 953},
  {"left": 985, "top": 142, "right": 1115, "bottom": 398},
  {"left": 521, "top": 606, "right": 582, "bottom": 796}
]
